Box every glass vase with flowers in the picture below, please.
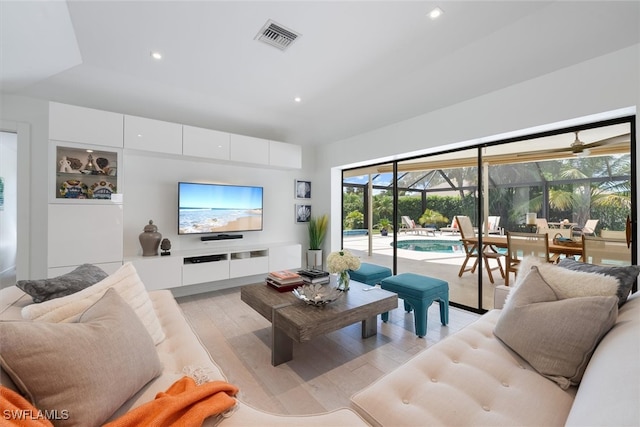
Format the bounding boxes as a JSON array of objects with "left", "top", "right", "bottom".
[{"left": 326, "top": 249, "right": 361, "bottom": 291}]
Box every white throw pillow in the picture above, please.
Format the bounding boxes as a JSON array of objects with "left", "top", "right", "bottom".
[
  {"left": 513, "top": 257, "right": 619, "bottom": 299},
  {"left": 21, "top": 262, "right": 165, "bottom": 345}
]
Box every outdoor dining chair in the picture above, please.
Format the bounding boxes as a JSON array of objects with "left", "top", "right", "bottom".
[
  {"left": 456, "top": 215, "right": 505, "bottom": 284},
  {"left": 505, "top": 231, "right": 555, "bottom": 286},
  {"left": 582, "top": 235, "right": 631, "bottom": 266}
]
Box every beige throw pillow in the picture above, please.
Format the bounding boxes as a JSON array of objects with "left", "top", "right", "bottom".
[
  {"left": 0, "top": 289, "right": 162, "bottom": 427},
  {"left": 495, "top": 266, "right": 618, "bottom": 389},
  {"left": 21, "top": 262, "right": 165, "bottom": 344}
]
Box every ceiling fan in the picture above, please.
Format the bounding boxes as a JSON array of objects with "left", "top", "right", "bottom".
[
  {"left": 566, "top": 131, "right": 622, "bottom": 157},
  {"left": 517, "top": 131, "right": 630, "bottom": 158}
]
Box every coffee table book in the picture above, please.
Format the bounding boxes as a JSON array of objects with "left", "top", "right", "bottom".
[
  {"left": 301, "top": 276, "right": 331, "bottom": 285},
  {"left": 270, "top": 270, "right": 302, "bottom": 280},
  {"left": 297, "top": 269, "right": 330, "bottom": 279},
  {"left": 265, "top": 277, "right": 303, "bottom": 293}
]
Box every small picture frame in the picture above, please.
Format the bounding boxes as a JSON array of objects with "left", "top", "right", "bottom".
[
  {"left": 295, "top": 204, "right": 311, "bottom": 223},
  {"left": 295, "top": 180, "right": 311, "bottom": 199}
]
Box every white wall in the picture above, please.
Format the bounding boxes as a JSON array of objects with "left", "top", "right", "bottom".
[
  {"left": 123, "top": 151, "right": 305, "bottom": 258},
  {"left": 316, "top": 44, "right": 640, "bottom": 254}
]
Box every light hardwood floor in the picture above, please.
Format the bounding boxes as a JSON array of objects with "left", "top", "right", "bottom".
[{"left": 177, "top": 286, "right": 480, "bottom": 415}]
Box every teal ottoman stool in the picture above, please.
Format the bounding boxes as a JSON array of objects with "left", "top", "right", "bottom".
[
  {"left": 349, "top": 263, "right": 392, "bottom": 286},
  {"left": 380, "top": 273, "right": 449, "bottom": 338}
]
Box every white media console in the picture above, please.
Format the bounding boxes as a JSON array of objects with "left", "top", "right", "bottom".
[{"left": 127, "top": 243, "right": 301, "bottom": 291}]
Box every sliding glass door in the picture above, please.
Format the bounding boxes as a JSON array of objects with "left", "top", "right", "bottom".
[
  {"left": 341, "top": 117, "right": 635, "bottom": 313},
  {"left": 342, "top": 163, "right": 395, "bottom": 275}
]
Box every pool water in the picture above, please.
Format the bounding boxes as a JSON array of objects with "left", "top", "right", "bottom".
[
  {"left": 394, "top": 239, "right": 508, "bottom": 255},
  {"left": 393, "top": 239, "right": 465, "bottom": 253}
]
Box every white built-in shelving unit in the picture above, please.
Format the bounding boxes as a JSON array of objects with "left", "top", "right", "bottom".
[{"left": 47, "top": 102, "right": 303, "bottom": 291}]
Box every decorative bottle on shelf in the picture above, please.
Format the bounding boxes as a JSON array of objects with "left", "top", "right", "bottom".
[{"left": 139, "top": 220, "right": 162, "bottom": 256}]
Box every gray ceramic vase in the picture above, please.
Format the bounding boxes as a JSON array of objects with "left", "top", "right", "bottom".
[{"left": 139, "top": 220, "right": 162, "bottom": 256}]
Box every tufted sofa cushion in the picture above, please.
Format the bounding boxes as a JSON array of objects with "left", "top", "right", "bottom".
[{"left": 350, "top": 310, "right": 576, "bottom": 426}]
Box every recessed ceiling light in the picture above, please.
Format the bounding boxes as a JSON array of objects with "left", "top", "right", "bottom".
[
  {"left": 428, "top": 7, "right": 443, "bottom": 20},
  {"left": 294, "top": 97, "right": 302, "bottom": 103},
  {"left": 150, "top": 51, "right": 163, "bottom": 60}
]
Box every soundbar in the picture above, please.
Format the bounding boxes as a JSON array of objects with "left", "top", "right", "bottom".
[{"left": 200, "top": 234, "right": 243, "bottom": 241}]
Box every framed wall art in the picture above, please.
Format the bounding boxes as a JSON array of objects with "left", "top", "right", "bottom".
[
  {"left": 295, "top": 204, "right": 311, "bottom": 223},
  {"left": 295, "top": 179, "right": 311, "bottom": 199}
]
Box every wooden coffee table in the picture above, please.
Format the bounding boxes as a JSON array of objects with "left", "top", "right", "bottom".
[{"left": 241, "top": 280, "right": 398, "bottom": 366}]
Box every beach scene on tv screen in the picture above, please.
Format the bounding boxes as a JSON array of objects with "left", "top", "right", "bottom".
[{"left": 179, "top": 183, "right": 263, "bottom": 234}]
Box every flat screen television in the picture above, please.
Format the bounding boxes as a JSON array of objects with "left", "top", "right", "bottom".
[{"left": 178, "top": 182, "right": 263, "bottom": 235}]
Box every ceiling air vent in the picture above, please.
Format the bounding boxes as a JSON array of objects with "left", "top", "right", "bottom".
[{"left": 255, "top": 20, "right": 300, "bottom": 51}]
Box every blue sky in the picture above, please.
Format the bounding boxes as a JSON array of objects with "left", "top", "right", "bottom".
[{"left": 179, "top": 182, "right": 262, "bottom": 210}]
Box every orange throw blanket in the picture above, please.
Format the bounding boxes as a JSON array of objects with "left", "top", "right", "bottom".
[
  {"left": 0, "top": 386, "right": 54, "bottom": 427},
  {"left": 104, "top": 376, "right": 239, "bottom": 427}
]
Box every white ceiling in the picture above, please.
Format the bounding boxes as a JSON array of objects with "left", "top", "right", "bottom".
[{"left": 1, "top": 1, "right": 639, "bottom": 146}]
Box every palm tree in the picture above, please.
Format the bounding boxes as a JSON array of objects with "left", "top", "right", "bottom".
[
  {"left": 513, "top": 156, "right": 631, "bottom": 230},
  {"left": 373, "top": 194, "right": 393, "bottom": 220}
]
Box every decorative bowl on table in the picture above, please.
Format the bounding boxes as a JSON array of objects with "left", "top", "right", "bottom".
[
  {"left": 552, "top": 234, "right": 581, "bottom": 247},
  {"left": 292, "top": 284, "right": 344, "bottom": 307}
]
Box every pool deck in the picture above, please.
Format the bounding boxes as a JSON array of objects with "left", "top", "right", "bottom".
[{"left": 342, "top": 233, "right": 505, "bottom": 310}]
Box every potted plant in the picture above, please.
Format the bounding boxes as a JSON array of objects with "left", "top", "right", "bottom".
[
  {"left": 419, "top": 209, "right": 448, "bottom": 229},
  {"left": 377, "top": 218, "right": 393, "bottom": 236},
  {"left": 307, "top": 214, "right": 328, "bottom": 269}
]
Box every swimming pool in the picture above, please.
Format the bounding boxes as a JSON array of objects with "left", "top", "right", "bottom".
[
  {"left": 394, "top": 239, "right": 508, "bottom": 255},
  {"left": 393, "top": 239, "right": 465, "bottom": 253}
]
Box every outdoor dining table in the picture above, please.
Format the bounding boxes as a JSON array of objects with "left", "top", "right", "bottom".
[{"left": 463, "top": 235, "right": 583, "bottom": 259}]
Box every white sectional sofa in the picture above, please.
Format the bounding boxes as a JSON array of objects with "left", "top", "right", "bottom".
[
  {"left": 351, "top": 259, "right": 640, "bottom": 426},
  {"left": 2, "top": 258, "right": 638, "bottom": 426},
  {"left": 0, "top": 265, "right": 368, "bottom": 427}
]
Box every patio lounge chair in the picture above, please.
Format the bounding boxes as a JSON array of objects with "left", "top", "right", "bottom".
[
  {"left": 400, "top": 216, "right": 436, "bottom": 236},
  {"left": 439, "top": 218, "right": 459, "bottom": 235},
  {"left": 485, "top": 216, "right": 502, "bottom": 235},
  {"left": 573, "top": 219, "right": 599, "bottom": 236}
]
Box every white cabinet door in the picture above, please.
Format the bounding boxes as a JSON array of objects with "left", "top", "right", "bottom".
[
  {"left": 182, "top": 259, "right": 230, "bottom": 285},
  {"left": 269, "top": 140, "right": 302, "bottom": 169},
  {"left": 130, "top": 256, "right": 182, "bottom": 290},
  {"left": 124, "top": 115, "right": 182, "bottom": 154},
  {"left": 48, "top": 204, "right": 124, "bottom": 268},
  {"left": 229, "top": 134, "right": 269, "bottom": 165},
  {"left": 49, "top": 102, "right": 123, "bottom": 148},
  {"left": 229, "top": 256, "right": 269, "bottom": 278},
  {"left": 183, "top": 125, "right": 230, "bottom": 160}
]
